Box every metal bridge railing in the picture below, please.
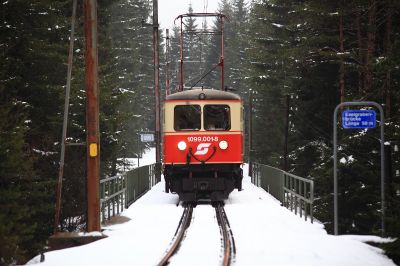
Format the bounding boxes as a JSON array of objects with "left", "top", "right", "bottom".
[
  {"left": 250, "top": 162, "right": 314, "bottom": 223},
  {"left": 100, "top": 174, "right": 126, "bottom": 222},
  {"left": 100, "top": 163, "right": 159, "bottom": 223}
]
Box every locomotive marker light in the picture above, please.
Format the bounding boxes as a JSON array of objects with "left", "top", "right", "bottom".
[
  {"left": 178, "top": 141, "right": 187, "bottom": 151},
  {"left": 219, "top": 140, "right": 228, "bottom": 150}
]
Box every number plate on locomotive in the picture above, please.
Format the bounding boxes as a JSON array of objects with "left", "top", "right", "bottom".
[{"left": 187, "top": 136, "right": 219, "bottom": 142}]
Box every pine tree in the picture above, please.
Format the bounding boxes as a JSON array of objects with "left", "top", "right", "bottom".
[
  {"left": 227, "top": 0, "right": 249, "bottom": 92},
  {"left": 168, "top": 25, "right": 182, "bottom": 93},
  {"left": 0, "top": 0, "right": 72, "bottom": 262},
  {"left": 246, "top": 0, "right": 303, "bottom": 167},
  {"left": 0, "top": 101, "right": 36, "bottom": 264}
]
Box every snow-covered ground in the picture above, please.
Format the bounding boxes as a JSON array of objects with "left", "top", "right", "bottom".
[
  {"left": 117, "top": 146, "right": 156, "bottom": 171},
  {"left": 28, "top": 149, "right": 395, "bottom": 266}
]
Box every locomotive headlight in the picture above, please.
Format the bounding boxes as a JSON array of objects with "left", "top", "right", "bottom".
[
  {"left": 219, "top": 140, "right": 228, "bottom": 150},
  {"left": 177, "top": 141, "right": 187, "bottom": 151}
]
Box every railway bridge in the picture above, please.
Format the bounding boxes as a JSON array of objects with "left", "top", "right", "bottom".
[
  {"left": 96, "top": 162, "right": 314, "bottom": 226},
  {"left": 37, "top": 0, "right": 396, "bottom": 265},
  {"left": 34, "top": 158, "right": 395, "bottom": 266}
]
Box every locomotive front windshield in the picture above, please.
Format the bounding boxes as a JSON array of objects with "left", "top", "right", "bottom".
[
  {"left": 204, "top": 105, "right": 231, "bottom": 131},
  {"left": 174, "top": 105, "right": 201, "bottom": 131}
]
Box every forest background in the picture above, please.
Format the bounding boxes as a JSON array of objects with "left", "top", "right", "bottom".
[{"left": 0, "top": 0, "right": 399, "bottom": 264}]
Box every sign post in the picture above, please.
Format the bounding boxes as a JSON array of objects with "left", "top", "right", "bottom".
[{"left": 333, "top": 102, "right": 385, "bottom": 236}]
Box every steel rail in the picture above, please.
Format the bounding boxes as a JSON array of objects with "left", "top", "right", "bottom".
[
  {"left": 158, "top": 205, "right": 193, "bottom": 266},
  {"left": 215, "top": 204, "right": 236, "bottom": 266}
]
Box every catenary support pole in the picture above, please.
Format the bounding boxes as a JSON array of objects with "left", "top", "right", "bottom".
[
  {"left": 179, "top": 16, "right": 184, "bottom": 91},
  {"left": 153, "top": 0, "right": 161, "bottom": 181},
  {"left": 165, "top": 29, "right": 170, "bottom": 96},
  {"left": 220, "top": 15, "right": 224, "bottom": 90},
  {"left": 248, "top": 90, "right": 253, "bottom": 177}
]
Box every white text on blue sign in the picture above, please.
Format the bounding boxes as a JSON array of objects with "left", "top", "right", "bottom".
[{"left": 342, "top": 110, "right": 377, "bottom": 129}]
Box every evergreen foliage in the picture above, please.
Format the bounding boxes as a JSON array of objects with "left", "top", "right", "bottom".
[
  {"left": 0, "top": 0, "right": 70, "bottom": 263},
  {"left": 0, "top": 0, "right": 155, "bottom": 262},
  {"left": 243, "top": 0, "right": 400, "bottom": 260},
  {"left": 58, "top": 0, "right": 155, "bottom": 231},
  {"left": 0, "top": 0, "right": 399, "bottom": 263}
]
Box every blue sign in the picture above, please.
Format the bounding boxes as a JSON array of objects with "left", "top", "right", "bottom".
[
  {"left": 140, "top": 133, "right": 154, "bottom": 142},
  {"left": 342, "top": 110, "right": 376, "bottom": 129}
]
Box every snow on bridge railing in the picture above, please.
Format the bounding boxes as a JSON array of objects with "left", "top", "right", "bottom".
[
  {"left": 100, "top": 163, "right": 160, "bottom": 223},
  {"left": 250, "top": 162, "right": 314, "bottom": 223}
]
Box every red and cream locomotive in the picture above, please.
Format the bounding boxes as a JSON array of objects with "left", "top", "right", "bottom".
[
  {"left": 162, "top": 13, "right": 243, "bottom": 202},
  {"left": 163, "top": 88, "right": 244, "bottom": 201}
]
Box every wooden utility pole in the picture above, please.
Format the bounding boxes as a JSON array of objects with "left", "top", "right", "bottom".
[
  {"left": 84, "top": 0, "right": 101, "bottom": 232},
  {"left": 153, "top": 0, "right": 161, "bottom": 181}
]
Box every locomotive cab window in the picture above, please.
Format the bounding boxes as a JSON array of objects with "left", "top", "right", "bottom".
[
  {"left": 174, "top": 105, "right": 201, "bottom": 131},
  {"left": 204, "top": 105, "right": 231, "bottom": 131}
]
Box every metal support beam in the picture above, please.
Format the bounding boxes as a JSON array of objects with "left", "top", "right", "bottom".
[
  {"left": 84, "top": 0, "right": 101, "bottom": 232},
  {"left": 165, "top": 29, "right": 170, "bottom": 96},
  {"left": 179, "top": 16, "right": 184, "bottom": 91},
  {"left": 220, "top": 15, "right": 225, "bottom": 90}
]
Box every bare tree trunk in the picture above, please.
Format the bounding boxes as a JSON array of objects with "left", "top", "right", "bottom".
[
  {"left": 365, "top": 0, "right": 376, "bottom": 95},
  {"left": 356, "top": 8, "right": 364, "bottom": 95},
  {"left": 339, "top": 5, "right": 345, "bottom": 103},
  {"left": 384, "top": 0, "right": 392, "bottom": 119}
]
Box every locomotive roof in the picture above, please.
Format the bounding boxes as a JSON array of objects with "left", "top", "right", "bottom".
[{"left": 165, "top": 88, "right": 241, "bottom": 101}]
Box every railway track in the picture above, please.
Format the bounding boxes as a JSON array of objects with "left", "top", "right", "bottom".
[
  {"left": 158, "top": 204, "right": 193, "bottom": 266},
  {"left": 157, "top": 203, "right": 235, "bottom": 266},
  {"left": 215, "top": 204, "right": 236, "bottom": 266}
]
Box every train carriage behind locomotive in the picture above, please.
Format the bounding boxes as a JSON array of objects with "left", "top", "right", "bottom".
[{"left": 163, "top": 88, "right": 244, "bottom": 202}]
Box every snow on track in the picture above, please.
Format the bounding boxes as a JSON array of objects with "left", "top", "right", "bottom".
[
  {"left": 167, "top": 205, "right": 221, "bottom": 266},
  {"left": 28, "top": 154, "right": 395, "bottom": 266}
]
